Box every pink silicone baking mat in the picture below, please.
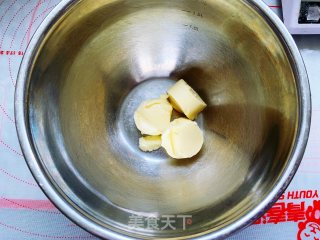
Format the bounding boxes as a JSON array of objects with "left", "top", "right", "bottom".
[{"left": 0, "top": 0, "right": 319, "bottom": 239}]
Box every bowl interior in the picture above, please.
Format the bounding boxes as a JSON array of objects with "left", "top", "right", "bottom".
[{"left": 27, "top": 0, "right": 298, "bottom": 238}]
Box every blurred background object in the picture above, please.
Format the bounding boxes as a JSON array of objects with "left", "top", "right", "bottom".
[{"left": 282, "top": 0, "right": 320, "bottom": 34}]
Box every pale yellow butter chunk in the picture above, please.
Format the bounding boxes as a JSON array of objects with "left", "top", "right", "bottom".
[
  {"left": 139, "top": 136, "right": 162, "bottom": 152},
  {"left": 167, "top": 79, "right": 207, "bottom": 120},
  {"left": 160, "top": 94, "right": 169, "bottom": 99},
  {"left": 161, "top": 118, "right": 204, "bottom": 159},
  {"left": 134, "top": 98, "right": 173, "bottom": 135}
]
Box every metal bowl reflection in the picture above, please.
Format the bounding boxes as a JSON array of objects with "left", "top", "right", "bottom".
[{"left": 15, "top": 0, "right": 311, "bottom": 239}]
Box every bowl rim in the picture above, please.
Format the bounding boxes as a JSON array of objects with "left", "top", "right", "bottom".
[{"left": 14, "top": 0, "right": 312, "bottom": 239}]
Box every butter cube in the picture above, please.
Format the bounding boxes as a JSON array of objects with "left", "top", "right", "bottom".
[
  {"left": 161, "top": 118, "right": 204, "bottom": 159},
  {"left": 139, "top": 136, "right": 162, "bottom": 152},
  {"left": 167, "top": 79, "right": 207, "bottom": 120},
  {"left": 134, "top": 97, "right": 173, "bottom": 135}
]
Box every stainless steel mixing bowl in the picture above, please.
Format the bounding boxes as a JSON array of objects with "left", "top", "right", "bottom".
[{"left": 15, "top": 0, "right": 311, "bottom": 239}]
